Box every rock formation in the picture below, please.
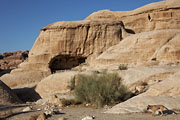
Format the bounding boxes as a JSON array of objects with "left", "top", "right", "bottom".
[
  {"left": 0, "top": 19, "right": 127, "bottom": 88},
  {"left": 96, "top": 29, "right": 180, "bottom": 65},
  {"left": 0, "top": 50, "right": 29, "bottom": 70},
  {"left": 0, "top": 50, "right": 29, "bottom": 77},
  {"left": 0, "top": 80, "right": 22, "bottom": 105},
  {"left": 0, "top": 0, "right": 180, "bottom": 112},
  {"left": 26, "top": 19, "right": 126, "bottom": 72},
  {"left": 86, "top": 0, "right": 180, "bottom": 33}
]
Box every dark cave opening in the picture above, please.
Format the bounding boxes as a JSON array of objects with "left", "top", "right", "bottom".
[{"left": 49, "top": 55, "right": 86, "bottom": 73}]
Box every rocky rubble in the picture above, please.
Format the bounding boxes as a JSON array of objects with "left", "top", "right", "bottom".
[{"left": 0, "top": 50, "right": 29, "bottom": 70}]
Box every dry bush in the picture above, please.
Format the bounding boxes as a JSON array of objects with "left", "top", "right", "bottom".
[
  {"left": 72, "top": 73, "right": 132, "bottom": 108},
  {"left": 118, "top": 64, "right": 128, "bottom": 70}
]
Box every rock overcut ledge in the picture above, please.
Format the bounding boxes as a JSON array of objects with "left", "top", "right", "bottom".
[{"left": 25, "top": 19, "right": 126, "bottom": 72}]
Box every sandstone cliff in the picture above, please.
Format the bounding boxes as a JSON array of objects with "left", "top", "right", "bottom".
[
  {"left": 26, "top": 20, "right": 126, "bottom": 72},
  {"left": 86, "top": 0, "right": 180, "bottom": 33}
]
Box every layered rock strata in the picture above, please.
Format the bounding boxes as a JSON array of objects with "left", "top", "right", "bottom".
[
  {"left": 86, "top": 0, "right": 180, "bottom": 33},
  {"left": 26, "top": 19, "right": 126, "bottom": 72}
]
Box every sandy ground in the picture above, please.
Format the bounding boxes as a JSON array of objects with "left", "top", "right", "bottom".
[{"left": 1, "top": 105, "right": 179, "bottom": 120}]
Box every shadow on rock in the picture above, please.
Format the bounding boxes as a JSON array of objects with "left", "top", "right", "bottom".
[
  {"left": 0, "top": 69, "right": 13, "bottom": 77},
  {"left": 125, "top": 28, "right": 135, "bottom": 34},
  {"left": 0, "top": 104, "right": 28, "bottom": 111},
  {"left": 13, "top": 86, "right": 41, "bottom": 102}
]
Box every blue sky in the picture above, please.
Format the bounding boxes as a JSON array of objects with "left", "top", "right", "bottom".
[{"left": 0, "top": 0, "right": 162, "bottom": 53}]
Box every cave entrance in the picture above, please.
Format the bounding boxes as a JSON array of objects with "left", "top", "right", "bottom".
[{"left": 49, "top": 55, "right": 86, "bottom": 73}]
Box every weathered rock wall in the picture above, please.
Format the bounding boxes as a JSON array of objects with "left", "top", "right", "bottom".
[
  {"left": 95, "top": 29, "right": 180, "bottom": 65},
  {"left": 86, "top": 0, "right": 180, "bottom": 33},
  {"left": 25, "top": 20, "right": 125, "bottom": 71}
]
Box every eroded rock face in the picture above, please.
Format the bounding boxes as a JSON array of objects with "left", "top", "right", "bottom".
[
  {"left": 0, "top": 50, "right": 29, "bottom": 77},
  {"left": 86, "top": 0, "right": 180, "bottom": 33},
  {"left": 95, "top": 29, "right": 180, "bottom": 65},
  {"left": 27, "top": 20, "right": 125, "bottom": 72}
]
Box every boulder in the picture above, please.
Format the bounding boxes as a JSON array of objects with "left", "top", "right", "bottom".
[
  {"left": 35, "top": 71, "right": 78, "bottom": 98},
  {"left": 36, "top": 113, "right": 46, "bottom": 120},
  {"left": 0, "top": 70, "right": 49, "bottom": 88},
  {"left": 0, "top": 80, "right": 22, "bottom": 105}
]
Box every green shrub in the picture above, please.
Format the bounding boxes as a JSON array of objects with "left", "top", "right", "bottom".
[
  {"left": 118, "top": 64, "right": 128, "bottom": 70},
  {"left": 73, "top": 73, "right": 132, "bottom": 108},
  {"left": 67, "top": 77, "right": 75, "bottom": 90}
]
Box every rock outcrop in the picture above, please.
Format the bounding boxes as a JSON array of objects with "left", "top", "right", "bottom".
[
  {"left": 26, "top": 19, "right": 126, "bottom": 72},
  {"left": 0, "top": 50, "right": 29, "bottom": 70},
  {"left": 0, "top": 19, "right": 126, "bottom": 88},
  {"left": 35, "top": 71, "right": 78, "bottom": 98},
  {"left": 0, "top": 50, "right": 29, "bottom": 77},
  {"left": 95, "top": 29, "right": 180, "bottom": 65},
  {"left": 105, "top": 65, "right": 180, "bottom": 114},
  {"left": 86, "top": 0, "right": 180, "bottom": 33},
  {"left": 0, "top": 80, "right": 22, "bottom": 105}
]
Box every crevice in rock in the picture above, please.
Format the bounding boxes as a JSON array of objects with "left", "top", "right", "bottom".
[
  {"left": 148, "top": 14, "right": 152, "bottom": 21},
  {"left": 82, "top": 26, "right": 90, "bottom": 54}
]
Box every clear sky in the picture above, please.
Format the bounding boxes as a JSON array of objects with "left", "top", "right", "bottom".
[{"left": 0, "top": 0, "right": 162, "bottom": 54}]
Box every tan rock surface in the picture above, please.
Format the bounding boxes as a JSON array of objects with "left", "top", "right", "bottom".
[
  {"left": 96, "top": 29, "right": 180, "bottom": 65},
  {"left": 105, "top": 96, "right": 180, "bottom": 114},
  {"left": 27, "top": 19, "right": 125, "bottom": 72},
  {"left": 86, "top": 0, "right": 180, "bottom": 33},
  {"left": 105, "top": 69, "right": 180, "bottom": 114},
  {"left": 0, "top": 70, "right": 49, "bottom": 88},
  {"left": 35, "top": 71, "right": 78, "bottom": 98}
]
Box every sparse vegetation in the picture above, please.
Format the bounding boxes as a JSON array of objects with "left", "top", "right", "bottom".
[
  {"left": 70, "top": 73, "right": 132, "bottom": 108},
  {"left": 67, "top": 77, "right": 76, "bottom": 90},
  {"left": 118, "top": 64, "right": 128, "bottom": 70}
]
